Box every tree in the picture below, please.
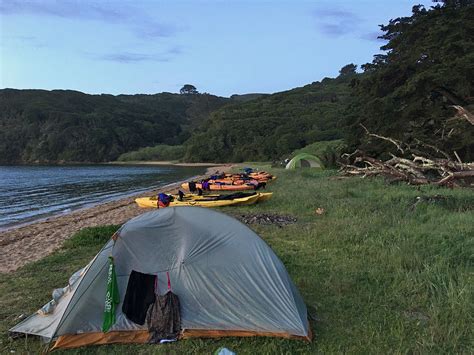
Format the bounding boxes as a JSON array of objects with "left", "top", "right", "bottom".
[
  {"left": 180, "top": 84, "right": 198, "bottom": 95},
  {"left": 338, "top": 64, "right": 357, "bottom": 77},
  {"left": 345, "top": 0, "right": 474, "bottom": 160}
]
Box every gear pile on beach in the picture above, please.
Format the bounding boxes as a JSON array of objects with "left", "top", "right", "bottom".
[
  {"left": 182, "top": 168, "right": 275, "bottom": 192},
  {"left": 135, "top": 168, "right": 276, "bottom": 209}
]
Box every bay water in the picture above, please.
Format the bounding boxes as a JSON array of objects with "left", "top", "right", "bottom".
[{"left": 0, "top": 164, "right": 206, "bottom": 230}]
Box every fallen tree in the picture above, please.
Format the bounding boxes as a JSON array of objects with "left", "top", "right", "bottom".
[{"left": 339, "top": 124, "right": 474, "bottom": 187}]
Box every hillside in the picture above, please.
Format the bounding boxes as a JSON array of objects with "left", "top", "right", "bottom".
[
  {"left": 1, "top": 2, "right": 472, "bottom": 165},
  {"left": 183, "top": 76, "right": 353, "bottom": 162},
  {"left": 0, "top": 90, "right": 227, "bottom": 164},
  {"left": 182, "top": 2, "right": 474, "bottom": 164},
  {"left": 345, "top": 1, "right": 474, "bottom": 161},
  {"left": 229, "top": 93, "right": 269, "bottom": 102}
]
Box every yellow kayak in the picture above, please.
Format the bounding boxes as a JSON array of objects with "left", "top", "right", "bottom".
[
  {"left": 175, "top": 192, "right": 273, "bottom": 203},
  {"left": 256, "top": 192, "right": 273, "bottom": 202},
  {"left": 135, "top": 193, "right": 260, "bottom": 208},
  {"left": 181, "top": 182, "right": 257, "bottom": 191}
]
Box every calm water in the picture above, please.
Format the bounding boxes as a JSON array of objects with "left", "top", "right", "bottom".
[{"left": 0, "top": 165, "right": 205, "bottom": 230}]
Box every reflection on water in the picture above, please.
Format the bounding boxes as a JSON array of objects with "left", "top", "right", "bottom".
[{"left": 0, "top": 165, "right": 205, "bottom": 229}]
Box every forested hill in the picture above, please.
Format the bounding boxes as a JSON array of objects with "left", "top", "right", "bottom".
[
  {"left": 1, "top": 1, "right": 472, "bottom": 165},
  {"left": 345, "top": 1, "right": 474, "bottom": 160},
  {"left": 183, "top": 75, "right": 353, "bottom": 162},
  {"left": 0, "top": 89, "right": 227, "bottom": 163},
  {"left": 183, "top": 1, "right": 473, "bottom": 163}
]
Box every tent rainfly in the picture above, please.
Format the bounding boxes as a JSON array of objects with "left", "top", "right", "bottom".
[
  {"left": 10, "top": 207, "right": 311, "bottom": 350},
  {"left": 285, "top": 153, "right": 323, "bottom": 169}
]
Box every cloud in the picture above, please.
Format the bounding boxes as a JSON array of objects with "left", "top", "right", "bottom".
[
  {"left": 166, "top": 46, "right": 184, "bottom": 55},
  {"left": 134, "top": 20, "right": 177, "bottom": 39},
  {"left": 94, "top": 46, "right": 183, "bottom": 63},
  {"left": 0, "top": 0, "right": 176, "bottom": 38},
  {"left": 313, "top": 7, "right": 362, "bottom": 37},
  {"left": 98, "top": 52, "right": 169, "bottom": 63},
  {"left": 0, "top": 34, "right": 47, "bottom": 48},
  {"left": 0, "top": 0, "right": 127, "bottom": 21},
  {"left": 10, "top": 35, "right": 37, "bottom": 41}
]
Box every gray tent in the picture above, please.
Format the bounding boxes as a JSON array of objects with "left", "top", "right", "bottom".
[{"left": 11, "top": 207, "right": 310, "bottom": 350}]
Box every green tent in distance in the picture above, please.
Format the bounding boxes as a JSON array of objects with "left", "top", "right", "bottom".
[{"left": 285, "top": 153, "right": 323, "bottom": 169}]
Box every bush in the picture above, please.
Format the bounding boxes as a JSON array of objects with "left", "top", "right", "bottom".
[{"left": 117, "top": 144, "right": 185, "bottom": 162}]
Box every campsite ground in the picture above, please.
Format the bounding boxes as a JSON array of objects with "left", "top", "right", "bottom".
[{"left": 0, "top": 165, "right": 472, "bottom": 354}]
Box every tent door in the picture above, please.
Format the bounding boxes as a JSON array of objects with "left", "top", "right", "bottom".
[{"left": 300, "top": 160, "right": 310, "bottom": 168}]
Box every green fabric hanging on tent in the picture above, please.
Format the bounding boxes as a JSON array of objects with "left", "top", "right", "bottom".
[{"left": 102, "top": 256, "right": 120, "bottom": 332}]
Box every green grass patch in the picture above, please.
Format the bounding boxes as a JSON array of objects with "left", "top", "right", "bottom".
[{"left": 1, "top": 167, "right": 473, "bottom": 353}]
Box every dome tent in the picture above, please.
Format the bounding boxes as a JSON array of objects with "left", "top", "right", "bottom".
[
  {"left": 285, "top": 153, "right": 323, "bottom": 169},
  {"left": 10, "top": 207, "right": 311, "bottom": 350}
]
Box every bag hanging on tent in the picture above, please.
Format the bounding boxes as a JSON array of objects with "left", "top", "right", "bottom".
[
  {"left": 102, "top": 256, "right": 120, "bottom": 332},
  {"left": 146, "top": 271, "right": 181, "bottom": 343}
]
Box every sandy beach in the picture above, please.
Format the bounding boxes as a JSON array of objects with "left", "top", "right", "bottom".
[{"left": 0, "top": 164, "right": 232, "bottom": 273}]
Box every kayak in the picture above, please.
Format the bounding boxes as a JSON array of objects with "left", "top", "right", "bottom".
[
  {"left": 249, "top": 172, "right": 275, "bottom": 180},
  {"left": 175, "top": 192, "right": 273, "bottom": 203},
  {"left": 217, "top": 173, "right": 275, "bottom": 183},
  {"left": 135, "top": 193, "right": 260, "bottom": 208},
  {"left": 208, "top": 178, "right": 260, "bottom": 185},
  {"left": 181, "top": 182, "right": 258, "bottom": 191},
  {"left": 255, "top": 192, "right": 273, "bottom": 202}
]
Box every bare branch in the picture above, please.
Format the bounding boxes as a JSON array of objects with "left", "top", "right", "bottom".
[
  {"left": 360, "top": 124, "right": 405, "bottom": 154},
  {"left": 451, "top": 105, "right": 474, "bottom": 125},
  {"left": 413, "top": 139, "right": 452, "bottom": 160},
  {"left": 453, "top": 151, "right": 463, "bottom": 166},
  {"left": 436, "top": 171, "right": 474, "bottom": 186}
]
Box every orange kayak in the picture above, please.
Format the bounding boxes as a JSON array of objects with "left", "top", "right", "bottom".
[
  {"left": 221, "top": 173, "right": 274, "bottom": 182},
  {"left": 181, "top": 182, "right": 257, "bottom": 191},
  {"left": 208, "top": 179, "right": 260, "bottom": 185}
]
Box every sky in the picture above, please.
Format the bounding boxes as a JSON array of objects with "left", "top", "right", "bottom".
[{"left": 0, "top": 0, "right": 434, "bottom": 97}]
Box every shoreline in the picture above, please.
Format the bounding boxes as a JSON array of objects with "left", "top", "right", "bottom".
[
  {"left": 0, "top": 178, "right": 197, "bottom": 234},
  {"left": 109, "top": 161, "right": 225, "bottom": 167},
  {"left": 0, "top": 161, "right": 224, "bottom": 167},
  {"left": 0, "top": 164, "right": 233, "bottom": 273}
]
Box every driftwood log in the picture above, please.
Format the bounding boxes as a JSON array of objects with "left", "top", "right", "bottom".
[{"left": 339, "top": 124, "right": 474, "bottom": 187}]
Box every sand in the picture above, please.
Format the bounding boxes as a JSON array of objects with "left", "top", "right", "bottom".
[{"left": 0, "top": 165, "right": 233, "bottom": 273}]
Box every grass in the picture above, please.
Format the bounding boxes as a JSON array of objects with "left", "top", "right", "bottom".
[{"left": 1, "top": 166, "right": 473, "bottom": 354}]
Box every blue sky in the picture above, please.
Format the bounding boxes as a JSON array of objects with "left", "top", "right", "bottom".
[{"left": 0, "top": 0, "right": 433, "bottom": 97}]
